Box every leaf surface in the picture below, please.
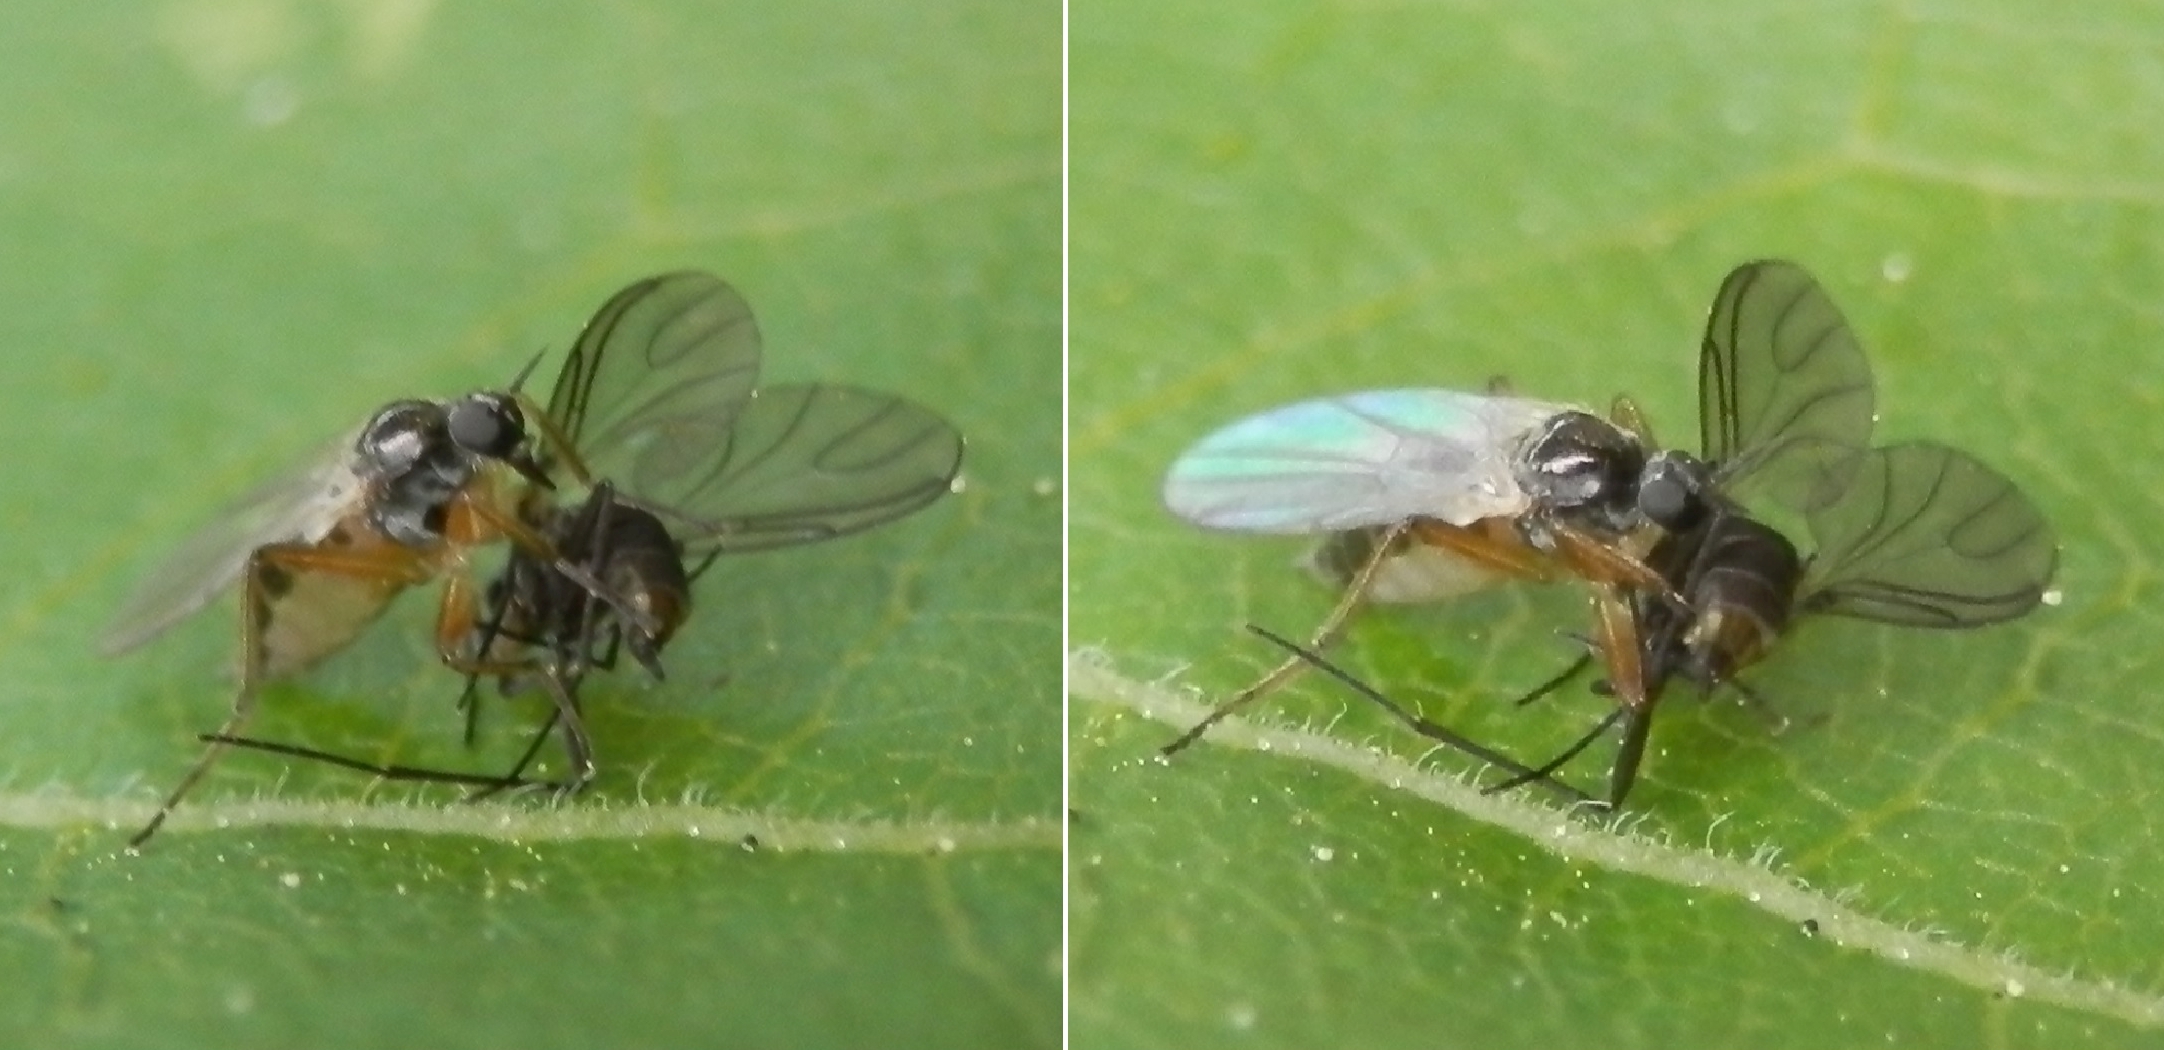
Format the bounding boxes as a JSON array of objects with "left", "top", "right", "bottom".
[
  {"left": 1074, "top": 2, "right": 2158, "bottom": 1046},
  {"left": 0, "top": 2, "right": 1060, "bottom": 1047}
]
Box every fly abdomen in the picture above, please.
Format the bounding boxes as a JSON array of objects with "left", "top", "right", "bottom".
[
  {"left": 594, "top": 505, "right": 693, "bottom": 651},
  {"left": 1681, "top": 515, "right": 1804, "bottom": 684}
]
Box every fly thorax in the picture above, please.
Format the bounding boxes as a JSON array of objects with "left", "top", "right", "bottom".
[
  {"left": 356, "top": 400, "right": 490, "bottom": 547},
  {"left": 357, "top": 400, "right": 444, "bottom": 475},
  {"left": 1512, "top": 411, "right": 1649, "bottom": 534},
  {"left": 368, "top": 497, "right": 445, "bottom": 546}
]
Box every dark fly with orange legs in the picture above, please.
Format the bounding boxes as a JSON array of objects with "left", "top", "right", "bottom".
[
  {"left": 198, "top": 272, "right": 965, "bottom": 801},
  {"left": 1240, "top": 262, "right": 2056, "bottom": 808},
  {"left": 103, "top": 338, "right": 660, "bottom": 846},
  {"left": 1158, "top": 260, "right": 1876, "bottom": 756}
]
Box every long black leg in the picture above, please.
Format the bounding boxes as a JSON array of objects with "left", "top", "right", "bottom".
[
  {"left": 202, "top": 733, "right": 560, "bottom": 791},
  {"left": 1481, "top": 706, "right": 1623, "bottom": 800},
  {"left": 1244, "top": 625, "right": 1594, "bottom": 805},
  {"left": 1512, "top": 649, "right": 1594, "bottom": 707}
]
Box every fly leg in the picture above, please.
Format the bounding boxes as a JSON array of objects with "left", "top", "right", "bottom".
[
  {"left": 1246, "top": 625, "right": 1593, "bottom": 806},
  {"left": 431, "top": 567, "right": 599, "bottom": 796},
  {"left": 1511, "top": 651, "right": 1594, "bottom": 707},
  {"left": 453, "top": 491, "right": 662, "bottom": 642},
  {"left": 196, "top": 733, "right": 549, "bottom": 790},
  {"left": 465, "top": 709, "right": 563, "bottom": 803},
  {"left": 1159, "top": 521, "right": 1408, "bottom": 756},
  {"left": 1163, "top": 516, "right": 1564, "bottom": 756},
  {"left": 1483, "top": 706, "right": 1625, "bottom": 803},
  {"left": 1488, "top": 584, "right": 1650, "bottom": 806},
  {"left": 129, "top": 542, "right": 426, "bottom": 848},
  {"left": 1550, "top": 526, "right": 1683, "bottom": 611}
]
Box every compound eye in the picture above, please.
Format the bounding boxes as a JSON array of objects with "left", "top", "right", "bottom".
[
  {"left": 1637, "top": 454, "right": 1709, "bottom": 530},
  {"left": 448, "top": 394, "right": 526, "bottom": 459},
  {"left": 358, "top": 400, "right": 439, "bottom": 471},
  {"left": 1638, "top": 475, "right": 1692, "bottom": 529}
]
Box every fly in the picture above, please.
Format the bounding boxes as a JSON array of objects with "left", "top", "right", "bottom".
[
  {"left": 202, "top": 272, "right": 966, "bottom": 794},
  {"left": 102, "top": 347, "right": 658, "bottom": 846},
  {"left": 1271, "top": 440, "right": 2057, "bottom": 808},
  {"left": 202, "top": 482, "right": 686, "bottom": 796},
  {"left": 1253, "top": 262, "right": 2056, "bottom": 808},
  {"left": 1485, "top": 440, "right": 2056, "bottom": 807},
  {"left": 1159, "top": 260, "right": 1874, "bottom": 754}
]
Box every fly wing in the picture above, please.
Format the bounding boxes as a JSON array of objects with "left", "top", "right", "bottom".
[
  {"left": 543, "top": 271, "right": 765, "bottom": 504},
  {"left": 646, "top": 383, "right": 964, "bottom": 555},
  {"left": 1161, "top": 390, "right": 1567, "bottom": 533},
  {"left": 1799, "top": 442, "right": 2057, "bottom": 627},
  {"left": 100, "top": 431, "right": 365, "bottom": 655},
  {"left": 1701, "top": 260, "right": 1877, "bottom": 509}
]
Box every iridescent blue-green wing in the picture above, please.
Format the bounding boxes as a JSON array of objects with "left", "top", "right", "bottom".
[{"left": 1162, "top": 390, "right": 1566, "bottom": 533}]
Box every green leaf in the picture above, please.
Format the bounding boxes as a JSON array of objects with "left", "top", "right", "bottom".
[
  {"left": 1074, "top": 1, "right": 2156, "bottom": 1047},
  {"left": 0, "top": 2, "right": 1058, "bottom": 1048}
]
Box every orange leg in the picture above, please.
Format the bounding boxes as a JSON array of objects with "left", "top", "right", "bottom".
[
  {"left": 1479, "top": 587, "right": 1649, "bottom": 807},
  {"left": 514, "top": 391, "right": 597, "bottom": 487},
  {"left": 1580, "top": 584, "right": 1662, "bottom": 809},
  {"left": 130, "top": 542, "right": 431, "bottom": 847},
  {"left": 1549, "top": 525, "right": 1681, "bottom": 607},
  {"left": 440, "top": 490, "right": 611, "bottom": 787},
  {"left": 433, "top": 496, "right": 561, "bottom": 679},
  {"left": 1409, "top": 518, "right": 1564, "bottom": 582},
  {"left": 447, "top": 491, "right": 661, "bottom": 640},
  {"left": 1161, "top": 520, "right": 1411, "bottom": 756},
  {"left": 431, "top": 576, "right": 595, "bottom": 788},
  {"left": 1588, "top": 584, "right": 1646, "bottom": 714}
]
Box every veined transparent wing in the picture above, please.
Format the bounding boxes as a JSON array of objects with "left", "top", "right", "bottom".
[
  {"left": 646, "top": 383, "right": 964, "bottom": 555},
  {"left": 1799, "top": 442, "right": 2057, "bottom": 628},
  {"left": 1700, "top": 260, "right": 1877, "bottom": 510},
  {"left": 1161, "top": 390, "right": 1569, "bottom": 533},
  {"left": 544, "top": 271, "right": 765, "bottom": 501},
  {"left": 100, "top": 430, "right": 365, "bottom": 655}
]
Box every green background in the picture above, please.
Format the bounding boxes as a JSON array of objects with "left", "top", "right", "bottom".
[
  {"left": 1075, "top": 1, "right": 2163, "bottom": 1047},
  {"left": 0, "top": 2, "right": 1059, "bottom": 1048}
]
